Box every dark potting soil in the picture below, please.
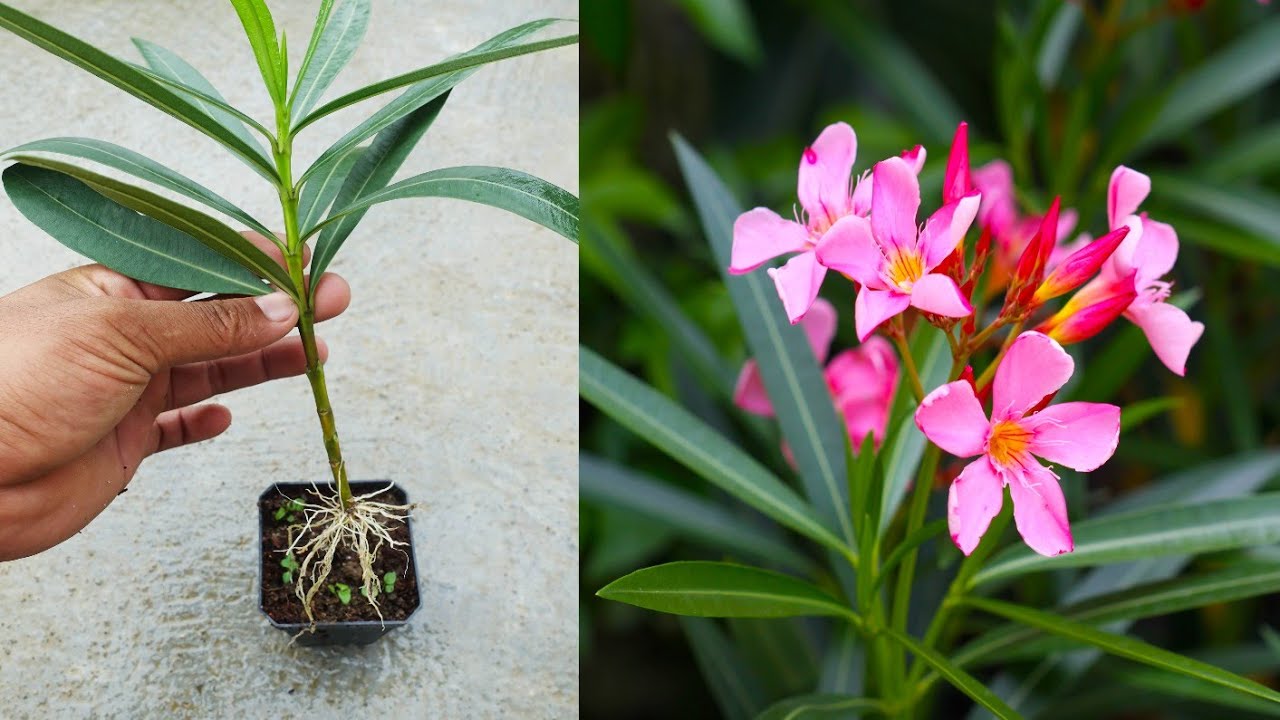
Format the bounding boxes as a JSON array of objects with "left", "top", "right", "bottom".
[{"left": 260, "top": 486, "right": 420, "bottom": 624}]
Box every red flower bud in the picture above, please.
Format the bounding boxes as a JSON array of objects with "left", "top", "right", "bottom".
[
  {"left": 1038, "top": 273, "right": 1137, "bottom": 345},
  {"left": 943, "top": 122, "right": 972, "bottom": 205},
  {"left": 1033, "top": 225, "right": 1129, "bottom": 304}
]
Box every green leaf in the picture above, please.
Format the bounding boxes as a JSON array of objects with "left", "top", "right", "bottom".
[
  {"left": 290, "top": 0, "right": 371, "bottom": 122},
  {"left": 131, "top": 38, "right": 270, "bottom": 162},
  {"left": 680, "top": 617, "right": 767, "bottom": 720},
  {"left": 580, "top": 453, "right": 815, "bottom": 572},
  {"left": 597, "top": 561, "right": 857, "bottom": 620},
  {"left": 312, "top": 166, "right": 579, "bottom": 251},
  {"left": 872, "top": 519, "right": 947, "bottom": 592},
  {"left": 128, "top": 62, "right": 276, "bottom": 144},
  {"left": 879, "top": 325, "right": 949, "bottom": 532},
  {"left": 579, "top": 347, "right": 853, "bottom": 558},
  {"left": 729, "top": 617, "right": 819, "bottom": 699},
  {"left": 672, "top": 0, "right": 761, "bottom": 65},
  {"left": 5, "top": 137, "right": 274, "bottom": 239},
  {"left": 818, "top": 625, "right": 865, "bottom": 696},
  {"left": 295, "top": 19, "right": 576, "bottom": 132},
  {"left": 1143, "top": 17, "right": 1280, "bottom": 148},
  {"left": 1149, "top": 174, "right": 1280, "bottom": 263},
  {"left": 972, "top": 493, "right": 1280, "bottom": 587},
  {"left": 8, "top": 156, "right": 296, "bottom": 296},
  {"left": 964, "top": 597, "right": 1280, "bottom": 707},
  {"left": 308, "top": 91, "right": 451, "bottom": 283},
  {"left": 228, "top": 0, "right": 285, "bottom": 105},
  {"left": 671, "top": 133, "right": 855, "bottom": 554},
  {"left": 3, "top": 164, "right": 268, "bottom": 296},
  {"left": 328, "top": 582, "right": 352, "bottom": 605},
  {"left": 1119, "top": 397, "right": 1182, "bottom": 433},
  {"left": 297, "top": 149, "right": 364, "bottom": 237},
  {"left": 0, "top": 3, "right": 278, "bottom": 181},
  {"left": 755, "top": 694, "right": 883, "bottom": 720},
  {"left": 879, "top": 626, "right": 1019, "bottom": 720}
]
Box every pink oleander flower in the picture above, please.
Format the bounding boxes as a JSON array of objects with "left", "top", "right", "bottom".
[
  {"left": 971, "top": 160, "right": 1080, "bottom": 290},
  {"left": 815, "top": 157, "right": 981, "bottom": 340},
  {"left": 1042, "top": 166, "right": 1204, "bottom": 375},
  {"left": 914, "top": 332, "right": 1121, "bottom": 557},
  {"left": 735, "top": 298, "right": 899, "bottom": 447},
  {"left": 730, "top": 123, "right": 924, "bottom": 324}
]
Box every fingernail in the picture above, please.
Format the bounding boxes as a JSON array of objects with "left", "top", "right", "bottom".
[{"left": 254, "top": 292, "right": 297, "bottom": 322}]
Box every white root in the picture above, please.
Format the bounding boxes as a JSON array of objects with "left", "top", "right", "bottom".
[{"left": 281, "top": 485, "right": 413, "bottom": 627}]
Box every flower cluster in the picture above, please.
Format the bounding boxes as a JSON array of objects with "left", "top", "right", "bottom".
[{"left": 730, "top": 121, "right": 1203, "bottom": 557}]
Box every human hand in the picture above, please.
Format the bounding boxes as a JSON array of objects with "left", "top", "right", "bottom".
[{"left": 0, "top": 233, "right": 351, "bottom": 561}]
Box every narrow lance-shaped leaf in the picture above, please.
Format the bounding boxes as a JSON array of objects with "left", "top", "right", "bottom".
[
  {"left": 228, "top": 0, "right": 285, "bottom": 105},
  {"left": 295, "top": 19, "right": 577, "bottom": 132},
  {"left": 579, "top": 347, "right": 853, "bottom": 557},
  {"left": 756, "top": 694, "right": 885, "bottom": 720},
  {"left": 310, "top": 166, "right": 579, "bottom": 267},
  {"left": 0, "top": 3, "right": 278, "bottom": 181},
  {"left": 3, "top": 164, "right": 268, "bottom": 296},
  {"left": 298, "top": 20, "right": 564, "bottom": 184},
  {"left": 680, "top": 617, "right": 766, "bottom": 720},
  {"left": 597, "top": 561, "right": 858, "bottom": 620},
  {"left": 671, "top": 133, "right": 855, "bottom": 556},
  {"left": 308, "top": 91, "right": 452, "bottom": 286},
  {"left": 9, "top": 156, "right": 296, "bottom": 296},
  {"left": 971, "top": 492, "right": 1280, "bottom": 587},
  {"left": 290, "top": 0, "right": 371, "bottom": 122},
  {"left": 964, "top": 597, "right": 1280, "bottom": 707},
  {"left": 297, "top": 148, "right": 364, "bottom": 236},
  {"left": 128, "top": 62, "right": 276, "bottom": 143},
  {"left": 878, "top": 626, "right": 1020, "bottom": 720},
  {"left": 5, "top": 137, "right": 275, "bottom": 240},
  {"left": 131, "top": 38, "right": 270, "bottom": 163}
]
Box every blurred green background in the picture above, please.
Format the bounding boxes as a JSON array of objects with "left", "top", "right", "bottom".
[{"left": 581, "top": 1, "right": 1280, "bottom": 717}]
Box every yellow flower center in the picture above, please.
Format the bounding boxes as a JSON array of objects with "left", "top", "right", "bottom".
[
  {"left": 886, "top": 249, "right": 924, "bottom": 291},
  {"left": 986, "top": 419, "right": 1032, "bottom": 467}
]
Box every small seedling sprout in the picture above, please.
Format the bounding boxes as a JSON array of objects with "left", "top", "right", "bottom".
[
  {"left": 328, "top": 583, "right": 352, "bottom": 605},
  {"left": 280, "top": 553, "right": 300, "bottom": 585},
  {"left": 382, "top": 571, "right": 397, "bottom": 594}
]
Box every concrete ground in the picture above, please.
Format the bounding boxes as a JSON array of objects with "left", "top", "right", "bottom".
[{"left": 0, "top": 1, "right": 577, "bottom": 717}]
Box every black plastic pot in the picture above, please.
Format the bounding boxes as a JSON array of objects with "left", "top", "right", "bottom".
[{"left": 258, "top": 480, "right": 421, "bottom": 646}]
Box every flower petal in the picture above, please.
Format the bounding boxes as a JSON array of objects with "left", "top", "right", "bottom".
[
  {"left": 827, "top": 338, "right": 898, "bottom": 406},
  {"left": 1024, "top": 402, "right": 1121, "bottom": 472},
  {"left": 915, "top": 380, "right": 990, "bottom": 458},
  {"left": 1126, "top": 301, "right": 1205, "bottom": 376},
  {"left": 992, "top": 331, "right": 1074, "bottom": 419},
  {"left": 854, "top": 287, "right": 911, "bottom": 341},
  {"left": 1107, "top": 165, "right": 1150, "bottom": 230},
  {"left": 919, "top": 191, "right": 982, "bottom": 270},
  {"left": 948, "top": 458, "right": 1005, "bottom": 556},
  {"left": 900, "top": 144, "right": 927, "bottom": 174},
  {"left": 802, "top": 297, "right": 838, "bottom": 364},
  {"left": 1008, "top": 461, "right": 1073, "bottom": 557},
  {"left": 733, "top": 359, "right": 774, "bottom": 416},
  {"left": 798, "top": 122, "right": 857, "bottom": 225},
  {"left": 814, "top": 214, "right": 885, "bottom": 287},
  {"left": 730, "top": 208, "right": 810, "bottom": 274},
  {"left": 767, "top": 251, "right": 828, "bottom": 324},
  {"left": 1134, "top": 216, "right": 1179, "bottom": 286},
  {"left": 851, "top": 171, "right": 873, "bottom": 216},
  {"left": 870, "top": 156, "right": 921, "bottom": 253},
  {"left": 909, "top": 273, "right": 973, "bottom": 317}
]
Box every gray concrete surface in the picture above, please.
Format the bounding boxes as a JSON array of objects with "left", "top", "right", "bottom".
[{"left": 0, "top": 1, "right": 577, "bottom": 717}]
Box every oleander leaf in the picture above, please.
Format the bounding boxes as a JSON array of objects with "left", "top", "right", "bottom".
[{"left": 290, "top": 0, "right": 371, "bottom": 122}]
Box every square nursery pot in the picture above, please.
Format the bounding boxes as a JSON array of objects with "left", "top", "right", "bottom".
[{"left": 258, "top": 480, "right": 421, "bottom": 646}]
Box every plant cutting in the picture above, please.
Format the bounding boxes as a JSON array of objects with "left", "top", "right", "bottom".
[{"left": 0, "top": 0, "right": 577, "bottom": 641}]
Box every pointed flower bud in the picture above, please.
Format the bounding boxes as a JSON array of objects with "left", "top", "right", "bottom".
[
  {"left": 943, "top": 122, "right": 972, "bottom": 205},
  {"left": 1033, "top": 225, "right": 1130, "bottom": 304},
  {"left": 1037, "top": 274, "right": 1137, "bottom": 345},
  {"left": 1010, "top": 198, "right": 1062, "bottom": 309}
]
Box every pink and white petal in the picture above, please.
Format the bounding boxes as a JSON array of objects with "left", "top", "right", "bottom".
[
  {"left": 915, "top": 380, "right": 990, "bottom": 458},
  {"left": 947, "top": 458, "right": 1006, "bottom": 556},
  {"left": 854, "top": 287, "right": 911, "bottom": 341},
  {"left": 802, "top": 297, "right": 838, "bottom": 364},
  {"left": 1056, "top": 208, "right": 1079, "bottom": 245},
  {"left": 1102, "top": 215, "right": 1144, "bottom": 282},
  {"left": 828, "top": 338, "right": 899, "bottom": 406},
  {"left": 851, "top": 171, "right": 873, "bottom": 216},
  {"left": 767, "top": 251, "right": 828, "bottom": 325},
  {"left": 1024, "top": 402, "right": 1121, "bottom": 472},
  {"left": 1107, "top": 165, "right": 1151, "bottom": 230},
  {"left": 992, "top": 331, "right": 1075, "bottom": 419},
  {"left": 730, "top": 208, "right": 811, "bottom": 274},
  {"left": 733, "top": 360, "right": 774, "bottom": 417},
  {"left": 1008, "top": 461, "right": 1073, "bottom": 557},
  {"left": 1134, "top": 216, "right": 1179, "bottom": 285},
  {"left": 814, "top": 214, "right": 886, "bottom": 287},
  {"left": 919, "top": 191, "right": 981, "bottom": 270},
  {"left": 798, "top": 122, "right": 857, "bottom": 223},
  {"left": 1126, "top": 302, "right": 1205, "bottom": 376},
  {"left": 870, "top": 156, "right": 921, "bottom": 253},
  {"left": 909, "top": 273, "right": 973, "bottom": 317},
  {"left": 900, "top": 144, "right": 927, "bottom": 174}
]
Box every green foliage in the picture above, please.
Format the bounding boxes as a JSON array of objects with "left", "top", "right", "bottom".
[
  {"left": 273, "top": 499, "right": 305, "bottom": 523},
  {"left": 327, "top": 582, "right": 352, "bottom": 605},
  {"left": 280, "top": 553, "right": 300, "bottom": 585}
]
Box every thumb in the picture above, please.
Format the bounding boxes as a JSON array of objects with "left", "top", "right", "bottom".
[{"left": 119, "top": 291, "right": 299, "bottom": 368}]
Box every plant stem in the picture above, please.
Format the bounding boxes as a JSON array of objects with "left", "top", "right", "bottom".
[
  {"left": 886, "top": 442, "right": 941, "bottom": 700},
  {"left": 974, "top": 320, "right": 1024, "bottom": 392},
  {"left": 888, "top": 318, "right": 925, "bottom": 402},
  {"left": 274, "top": 114, "right": 353, "bottom": 511}
]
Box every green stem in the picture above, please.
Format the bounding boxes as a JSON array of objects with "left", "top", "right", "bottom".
[
  {"left": 886, "top": 442, "right": 941, "bottom": 707},
  {"left": 974, "top": 320, "right": 1024, "bottom": 392},
  {"left": 274, "top": 108, "right": 353, "bottom": 511},
  {"left": 888, "top": 319, "right": 925, "bottom": 402}
]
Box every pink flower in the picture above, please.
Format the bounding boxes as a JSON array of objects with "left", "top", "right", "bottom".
[
  {"left": 815, "top": 157, "right": 980, "bottom": 340},
  {"left": 1062, "top": 167, "right": 1204, "bottom": 375},
  {"left": 914, "top": 332, "right": 1121, "bottom": 557},
  {"left": 971, "top": 160, "right": 1080, "bottom": 286},
  {"left": 735, "top": 298, "right": 899, "bottom": 447},
  {"left": 730, "top": 123, "right": 924, "bottom": 324}
]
